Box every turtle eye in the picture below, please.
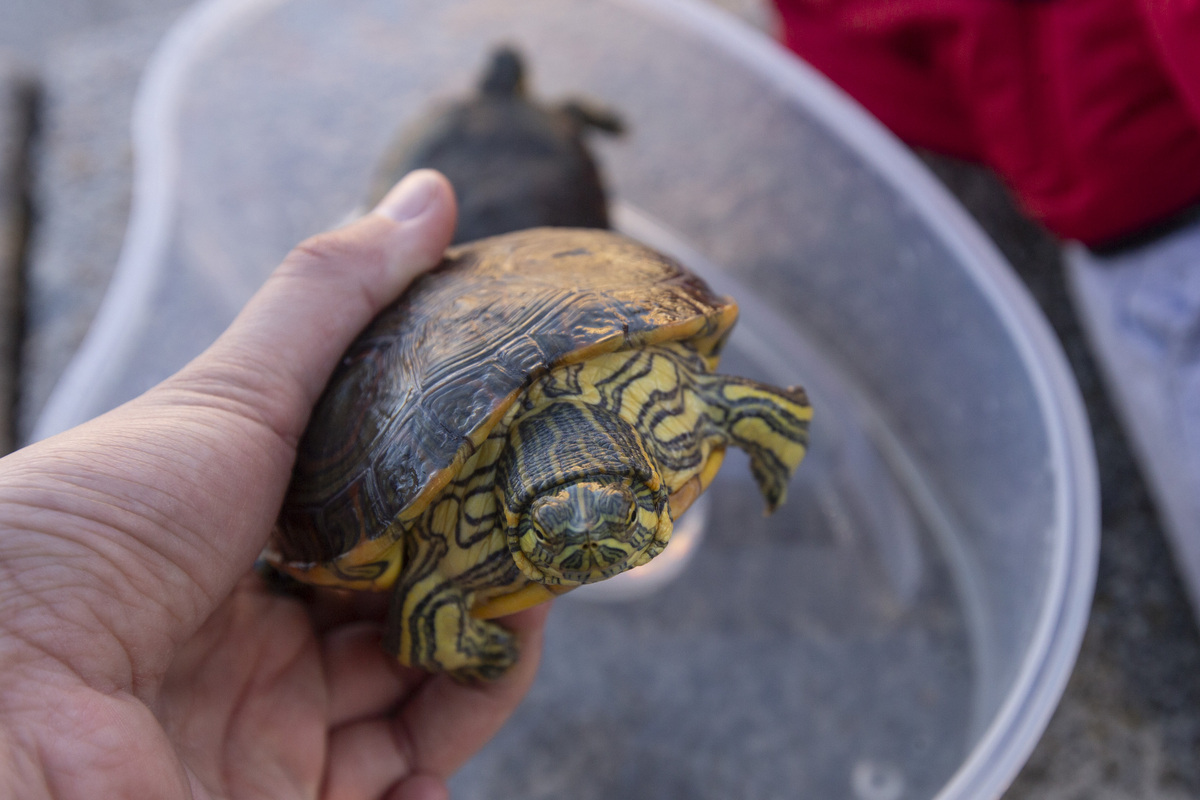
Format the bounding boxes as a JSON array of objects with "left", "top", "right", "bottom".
[
  {"left": 530, "top": 492, "right": 572, "bottom": 546},
  {"left": 596, "top": 483, "right": 637, "bottom": 528}
]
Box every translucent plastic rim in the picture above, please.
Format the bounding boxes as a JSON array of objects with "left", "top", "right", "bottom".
[
  {"left": 34, "top": 1, "right": 1100, "bottom": 797},
  {"left": 627, "top": 3, "right": 1097, "bottom": 795}
]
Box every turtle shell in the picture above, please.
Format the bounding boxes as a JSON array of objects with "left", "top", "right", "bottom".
[{"left": 275, "top": 227, "right": 737, "bottom": 567}]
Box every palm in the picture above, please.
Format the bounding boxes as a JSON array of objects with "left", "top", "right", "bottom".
[
  {"left": 157, "top": 580, "right": 328, "bottom": 799},
  {"left": 12, "top": 580, "right": 326, "bottom": 799},
  {"left": 3, "top": 495, "right": 545, "bottom": 800},
  {"left": 0, "top": 173, "right": 549, "bottom": 799}
]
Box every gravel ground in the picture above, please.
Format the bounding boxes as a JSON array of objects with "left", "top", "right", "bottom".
[{"left": 0, "top": 0, "right": 192, "bottom": 66}]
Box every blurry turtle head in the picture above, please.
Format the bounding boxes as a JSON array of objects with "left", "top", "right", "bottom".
[{"left": 479, "top": 45, "right": 525, "bottom": 97}]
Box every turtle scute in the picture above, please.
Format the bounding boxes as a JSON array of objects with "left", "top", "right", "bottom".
[{"left": 268, "top": 226, "right": 811, "bottom": 682}]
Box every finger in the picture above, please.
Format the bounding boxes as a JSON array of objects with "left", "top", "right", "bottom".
[
  {"left": 322, "top": 717, "right": 412, "bottom": 800},
  {"left": 322, "top": 622, "right": 428, "bottom": 728},
  {"left": 321, "top": 605, "right": 549, "bottom": 800},
  {"left": 307, "top": 587, "right": 391, "bottom": 635},
  {"left": 321, "top": 725, "right": 448, "bottom": 800},
  {"left": 385, "top": 775, "right": 449, "bottom": 800},
  {"left": 397, "top": 603, "right": 552, "bottom": 779}
]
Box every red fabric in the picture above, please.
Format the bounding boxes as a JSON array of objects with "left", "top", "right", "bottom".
[{"left": 773, "top": 0, "right": 1200, "bottom": 245}]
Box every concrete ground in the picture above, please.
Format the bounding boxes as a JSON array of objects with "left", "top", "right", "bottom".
[
  {"left": 2, "top": 2, "right": 1200, "bottom": 798},
  {"left": 0, "top": 0, "right": 193, "bottom": 66},
  {"left": 1, "top": 0, "right": 198, "bottom": 447}
]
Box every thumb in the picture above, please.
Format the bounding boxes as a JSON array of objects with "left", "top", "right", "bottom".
[
  {"left": 135, "top": 166, "right": 458, "bottom": 592},
  {"left": 0, "top": 170, "right": 456, "bottom": 685},
  {"left": 176, "top": 168, "right": 457, "bottom": 445}
]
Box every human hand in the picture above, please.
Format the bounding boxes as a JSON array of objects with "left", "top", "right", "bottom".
[{"left": 0, "top": 170, "right": 550, "bottom": 800}]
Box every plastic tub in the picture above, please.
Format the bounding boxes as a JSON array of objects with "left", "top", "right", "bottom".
[{"left": 33, "top": 1, "right": 1098, "bottom": 797}]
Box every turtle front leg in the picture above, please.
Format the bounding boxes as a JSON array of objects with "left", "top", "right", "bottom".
[
  {"left": 697, "top": 374, "right": 812, "bottom": 512},
  {"left": 383, "top": 569, "right": 518, "bottom": 682}
]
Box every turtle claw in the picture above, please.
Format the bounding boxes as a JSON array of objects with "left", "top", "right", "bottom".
[
  {"left": 386, "top": 572, "right": 520, "bottom": 680},
  {"left": 450, "top": 623, "right": 519, "bottom": 683}
]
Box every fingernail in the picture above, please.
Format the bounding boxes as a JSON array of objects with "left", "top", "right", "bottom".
[{"left": 372, "top": 169, "right": 441, "bottom": 222}]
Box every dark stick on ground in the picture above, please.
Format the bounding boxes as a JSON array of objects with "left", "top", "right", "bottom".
[{"left": 0, "top": 55, "right": 36, "bottom": 455}]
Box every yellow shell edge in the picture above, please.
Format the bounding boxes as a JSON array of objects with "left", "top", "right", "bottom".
[{"left": 470, "top": 582, "right": 574, "bottom": 620}]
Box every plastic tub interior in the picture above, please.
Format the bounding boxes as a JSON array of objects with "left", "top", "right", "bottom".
[{"left": 33, "top": 1, "right": 1099, "bottom": 797}]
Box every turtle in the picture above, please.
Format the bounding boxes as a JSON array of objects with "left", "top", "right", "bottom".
[
  {"left": 268, "top": 226, "right": 812, "bottom": 682},
  {"left": 366, "top": 45, "right": 624, "bottom": 243}
]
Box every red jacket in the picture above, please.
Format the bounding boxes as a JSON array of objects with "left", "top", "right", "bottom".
[{"left": 774, "top": 0, "right": 1200, "bottom": 245}]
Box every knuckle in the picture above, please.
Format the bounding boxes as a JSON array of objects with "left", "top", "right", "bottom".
[
  {"left": 286, "top": 231, "right": 330, "bottom": 265},
  {"left": 287, "top": 227, "right": 386, "bottom": 279}
]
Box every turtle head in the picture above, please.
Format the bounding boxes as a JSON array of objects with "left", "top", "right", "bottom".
[
  {"left": 517, "top": 478, "right": 664, "bottom": 583},
  {"left": 501, "top": 403, "right": 673, "bottom": 586},
  {"left": 479, "top": 46, "right": 525, "bottom": 97}
]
